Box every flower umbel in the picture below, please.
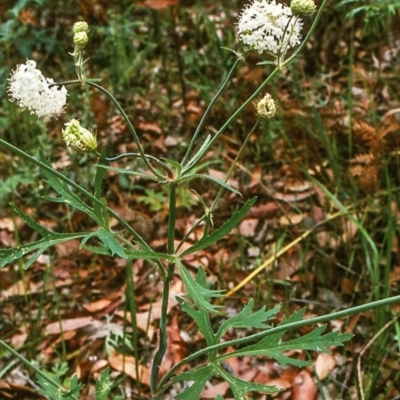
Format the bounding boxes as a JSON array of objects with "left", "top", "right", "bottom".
[
  {"left": 256, "top": 93, "right": 277, "bottom": 119},
  {"left": 8, "top": 60, "right": 67, "bottom": 119},
  {"left": 62, "top": 119, "right": 97, "bottom": 152},
  {"left": 237, "top": 0, "right": 303, "bottom": 55}
]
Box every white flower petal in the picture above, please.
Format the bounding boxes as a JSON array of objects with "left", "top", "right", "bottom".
[
  {"left": 8, "top": 60, "right": 67, "bottom": 119},
  {"left": 237, "top": 0, "right": 303, "bottom": 55}
]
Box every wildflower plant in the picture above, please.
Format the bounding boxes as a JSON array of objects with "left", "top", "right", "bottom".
[{"left": 1, "top": 0, "right": 400, "bottom": 399}]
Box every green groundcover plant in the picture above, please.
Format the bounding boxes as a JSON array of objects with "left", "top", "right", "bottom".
[{"left": 1, "top": 0, "right": 400, "bottom": 398}]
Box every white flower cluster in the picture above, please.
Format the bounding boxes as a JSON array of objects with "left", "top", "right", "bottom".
[
  {"left": 237, "top": 0, "right": 303, "bottom": 55},
  {"left": 8, "top": 60, "right": 67, "bottom": 119}
]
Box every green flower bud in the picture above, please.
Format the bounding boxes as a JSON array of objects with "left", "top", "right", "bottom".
[
  {"left": 73, "top": 21, "right": 89, "bottom": 33},
  {"left": 291, "top": 0, "right": 316, "bottom": 16},
  {"left": 73, "top": 31, "right": 88, "bottom": 49},
  {"left": 256, "top": 94, "right": 276, "bottom": 119},
  {"left": 62, "top": 119, "right": 97, "bottom": 152}
]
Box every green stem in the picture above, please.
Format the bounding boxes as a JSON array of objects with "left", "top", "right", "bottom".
[
  {"left": 150, "top": 184, "right": 177, "bottom": 395},
  {"left": 210, "top": 120, "right": 259, "bottom": 212},
  {"left": 281, "top": 0, "right": 329, "bottom": 69},
  {"left": 0, "top": 340, "right": 78, "bottom": 400},
  {"left": 50, "top": 79, "right": 81, "bottom": 87},
  {"left": 85, "top": 81, "right": 166, "bottom": 180},
  {"left": 157, "top": 294, "right": 400, "bottom": 393},
  {"left": 181, "top": 56, "right": 243, "bottom": 165},
  {"left": 182, "top": 67, "right": 280, "bottom": 175},
  {"left": 103, "top": 152, "right": 172, "bottom": 174},
  {"left": 0, "top": 139, "right": 166, "bottom": 278},
  {"left": 167, "top": 184, "right": 177, "bottom": 255},
  {"left": 126, "top": 260, "right": 142, "bottom": 398},
  {"left": 176, "top": 121, "right": 259, "bottom": 253}
]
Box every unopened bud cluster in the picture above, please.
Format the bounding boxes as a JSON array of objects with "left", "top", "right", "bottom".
[
  {"left": 291, "top": 0, "right": 316, "bottom": 16},
  {"left": 73, "top": 21, "right": 89, "bottom": 49},
  {"left": 256, "top": 94, "right": 276, "bottom": 119},
  {"left": 62, "top": 119, "right": 97, "bottom": 152}
]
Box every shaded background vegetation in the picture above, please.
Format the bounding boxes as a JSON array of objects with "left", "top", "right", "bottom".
[{"left": 1, "top": 0, "right": 400, "bottom": 398}]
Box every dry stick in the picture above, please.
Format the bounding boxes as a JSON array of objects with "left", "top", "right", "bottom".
[
  {"left": 225, "top": 209, "right": 347, "bottom": 297},
  {"left": 356, "top": 317, "right": 397, "bottom": 400}
]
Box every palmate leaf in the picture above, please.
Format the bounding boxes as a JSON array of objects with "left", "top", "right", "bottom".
[
  {"left": 222, "top": 308, "right": 353, "bottom": 368},
  {"left": 81, "top": 229, "right": 175, "bottom": 261},
  {"left": 179, "top": 197, "right": 256, "bottom": 257},
  {"left": 178, "top": 262, "right": 224, "bottom": 314},
  {"left": 216, "top": 365, "right": 281, "bottom": 398},
  {"left": 215, "top": 300, "right": 281, "bottom": 342},
  {"left": 0, "top": 206, "right": 88, "bottom": 269},
  {"left": 39, "top": 153, "right": 100, "bottom": 224},
  {"left": 81, "top": 228, "right": 127, "bottom": 258},
  {"left": 95, "top": 368, "right": 123, "bottom": 400},
  {"left": 0, "top": 234, "right": 84, "bottom": 270},
  {"left": 172, "top": 363, "right": 280, "bottom": 400},
  {"left": 176, "top": 297, "right": 216, "bottom": 346},
  {"left": 172, "top": 364, "right": 214, "bottom": 400},
  {"left": 36, "top": 372, "right": 82, "bottom": 400}
]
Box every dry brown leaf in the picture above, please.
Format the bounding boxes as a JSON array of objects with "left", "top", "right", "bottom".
[
  {"left": 314, "top": 353, "right": 337, "bottom": 380},
  {"left": 247, "top": 202, "right": 279, "bottom": 218},
  {"left": 260, "top": 365, "right": 299, "bottom": 390},
  {"left": 341, "top": 217, "right": 359, "bottom": 243},
  {"left": 0, "top": 280, "right": 31, "bottom": 299},
  {"left": 137, "top": 121, "right": 163, "bottom": 135},
  {"left": 45, "top": 317, "right": 95, "bottom": 335},
  {"left": 83, "top": 298, "right": 112, "bottom": 313},
  {"left": 201, "top": 381, "right": 230, "bottom": 399},
  {"left": 108, "top": 350, "right": 150, "bottom": 385},
  {"left": 279, "top": 213, "right": 305, "bottom": 227},
  {"left": 159, "top": 313, "right": 188, "bottom": 376},
  {"left": 0, "top": 218, "right": 14, "bottom": 230},
  {"left": 239, "top": 218, "right": 258, "bottom": 237},
  {"left": 249, "top": 165, "right": 262, "bottom": 189},
  {"left": 389, "top": 266, "right": 400, "bottom": 286},
  {"left": 142, "top": 0, "right": 178, "bottom": 10},
  {"left": 292, "top": 369, "right": 317, "bottom": 400}
]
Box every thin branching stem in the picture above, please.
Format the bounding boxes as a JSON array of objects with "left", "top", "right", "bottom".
[
  {"left": 85, "top": 81, "right": 166, "bottom": 180},
  {"left": 183, "top": 66, "right": 280, "bottom": 176},
  {"left": 0, "top": 139, "right": 166, "bottom": 278},
  {"left": 182, "top": 56, "right": 243, "bottom": 165},
  {"left": 281, "top": 0, "right": 329, "bottom": 68},
  {"left": 176, "top": 120, "right": 260, "bottom": 253},
  {"left": 210, "top": 120, "right": 260, "bottom": 212}
]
